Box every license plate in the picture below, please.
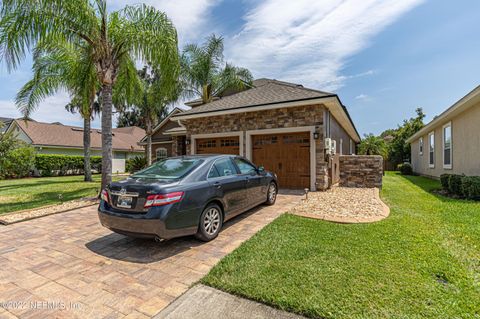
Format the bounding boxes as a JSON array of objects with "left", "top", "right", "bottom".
[{"left": 117, "top": 195, "right": 133, "bottom": 208}]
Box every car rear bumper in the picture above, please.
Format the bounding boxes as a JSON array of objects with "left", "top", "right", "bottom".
[{"left": 98, "top": 208, "right": 197, "bottom": 240}]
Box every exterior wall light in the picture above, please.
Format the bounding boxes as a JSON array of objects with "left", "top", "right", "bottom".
[
  {"left": 313, "top": 132, "right": 320, "bottom": 140},
  {"left": 185, "top": 139, "right": 191, "bottom": 145}
]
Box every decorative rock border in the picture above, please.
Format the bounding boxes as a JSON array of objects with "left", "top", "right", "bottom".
[
  {"left": 291, "top": 187, "right": 390, "bottom": 224},
  {"left": 0, "top": 199, "right": 98, "bottom": 225}
]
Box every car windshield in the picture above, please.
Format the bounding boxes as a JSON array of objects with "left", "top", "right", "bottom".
[{"left": 132, "top": 158, "right": 203, "bottom": 179}]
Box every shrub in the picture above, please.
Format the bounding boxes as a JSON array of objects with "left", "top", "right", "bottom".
[
  {"left": 126, "top": 156, "right": 147, "bottom": 173},
  {"left": 461, "top": 176, "right": 480, "bottom": 200},
  {"left": 397, "top": 163, "right": 413, "bottom": 175},
  {"left": 1, "top": 146, "right": 35, "bottom": 178},
  {"left": 448, "top": 174, "right": 464, "bottom": 196},
  {"left": 35, "top": 154, "right": 102, "bottom": 176},
  {"left": 440, "top": 174, "right": 451, "bottom": 190}
]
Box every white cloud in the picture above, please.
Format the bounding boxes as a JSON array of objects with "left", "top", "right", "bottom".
[
  {"left": 111, "top": 0, "right": 221, "bottom": 44},
  {"left": 227, "top": 0, "right": 424, "bottom": 91},
  {"left": 355, "top": 94, "right": 369, "bottom": 100}
]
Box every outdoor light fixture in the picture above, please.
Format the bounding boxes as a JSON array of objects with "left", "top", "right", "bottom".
[
  {"left": 185, "top": 139, "right": 191, "bottom": 145},
  {"left": 313, "top": 132, "right": 320, "bottom": 139}
]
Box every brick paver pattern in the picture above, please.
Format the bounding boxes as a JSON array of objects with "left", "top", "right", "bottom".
[{"left": 0, "top": 194, "right": 301, "bottom": 318}]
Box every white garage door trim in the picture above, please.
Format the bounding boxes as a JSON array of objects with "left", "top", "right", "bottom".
[
  {"left": 245, "top": 126, "right": 316, "bottom": 191},
  {"left": 191, "top": 132, "right": 244, "bottom": 155}
]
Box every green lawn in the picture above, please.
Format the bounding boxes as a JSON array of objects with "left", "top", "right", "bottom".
[
  {"left": 0, "top": 175, "right": 117, "bottom": 214},
  {"left": 202, "top": 172, "right": 480, "bottom": 318}
]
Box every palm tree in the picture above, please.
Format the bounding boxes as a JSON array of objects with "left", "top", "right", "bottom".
[
  {"left": 181, "top": 34, "right": 253, "bottom": 104},
  {"left": 358, "top": 134, "right": 388, "bottom": 158},
  {"left": 0, "top": 0, "right": 179, "bottom": 190},
  {"left": 65, "top": 95, "right": 101, "bottom": 182},
  {"left": 16, "top": 38, "right": 98, "bottom": 182}
]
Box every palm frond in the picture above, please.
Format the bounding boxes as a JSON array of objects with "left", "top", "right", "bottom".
[{"left": 0, "top": 0, "right": 99, "bottom": 71}]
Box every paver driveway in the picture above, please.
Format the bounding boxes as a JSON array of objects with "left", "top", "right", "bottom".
[{"left": 0, "top": 193, "right": 302, "bottom": 319}]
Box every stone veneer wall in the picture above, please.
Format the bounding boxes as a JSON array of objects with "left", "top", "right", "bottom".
[
  {"left": 179, "top": 104, "right": 330, "bottom": 190},
  {"left": 339, "top": 155, "right": 383, "bottom": 188}
]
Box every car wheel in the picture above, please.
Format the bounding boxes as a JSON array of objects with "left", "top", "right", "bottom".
[
  {"left": 195, "top": 203, "right": 223, "bottom": 242},
  {"left": 265, "top": 182, "right": 277, "bottom": 205}
]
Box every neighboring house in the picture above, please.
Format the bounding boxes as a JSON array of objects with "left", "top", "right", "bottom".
[
  {"left": 407, "top": 85, "right": 480, "bottom": 178},
  {"left": 139, "top": 107, "right": 186, "bottom": 162},
  {"left": 6, "top": 120, "right": 145, "bottom": 173},
  {"left": 1, "top": 117, "right": 15, "bottom": 133},
  {"left": 166, "top": 78, "right": 360, "bottom": 190}
]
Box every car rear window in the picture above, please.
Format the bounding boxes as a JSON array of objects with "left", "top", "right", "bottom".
[{"left": 132, "top": 158, "right": 203, "bottom": 179}]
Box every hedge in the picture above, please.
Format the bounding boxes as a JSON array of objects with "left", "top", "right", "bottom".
[
  {"left": 440, "top": 173, "right": 480, "bottom": 199},
  {"left": 447, "top": 174, "right": 464, "bottom": 196},
  {"left": 460, "top": 176, "right": 480, "bottom": 200},
  {"left": 34, "top": 154, "right": 102, "bottom": 177},
  {"left": 397, "top": 163, "right": 413, "bottom": 175}
]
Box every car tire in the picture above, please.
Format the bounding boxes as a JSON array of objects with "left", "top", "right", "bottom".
[
  {"left": 265, "top": 182, "right": 277, "bottom": 205},
  {"left": 195, "top": 203, "right": 223, "bottom": 242}
]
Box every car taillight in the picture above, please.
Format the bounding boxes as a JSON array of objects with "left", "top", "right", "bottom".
[
  {"left": 101, "top": 189, "right": 110, "bottom": 203},
  {"left": 144, "top": 192, "right": 184, "bottom": 208}
]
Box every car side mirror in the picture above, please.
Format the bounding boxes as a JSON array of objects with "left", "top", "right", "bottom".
[{"left": 257, "top": 166, "right": 265, "bottom": 173}]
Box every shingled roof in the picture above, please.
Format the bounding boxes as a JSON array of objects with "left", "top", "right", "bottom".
[
  {"left": 11, "top": 120, "right": 145, "bottom": 152},
  {"left": 179, "top": 78, "right": 335, "bottom": 116}
]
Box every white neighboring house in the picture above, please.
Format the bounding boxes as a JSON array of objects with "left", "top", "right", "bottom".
[{"left": 6, "top": 119, "right": 145, "bottom": 173}]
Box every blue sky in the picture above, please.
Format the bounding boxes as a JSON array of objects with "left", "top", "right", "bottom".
[{"left": 1, "top": 0, "right": 479, "bottom": 136}]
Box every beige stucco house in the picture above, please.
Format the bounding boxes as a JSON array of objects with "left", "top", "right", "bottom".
[
  {"left": 6, "top": 120, "right": 145, "bottom": 173},
  {"left": 150, "top": 78, "right": 361, "bottom": 191},
  {"left": 407, "top": 85, "right": 480, "bottom": 178}
]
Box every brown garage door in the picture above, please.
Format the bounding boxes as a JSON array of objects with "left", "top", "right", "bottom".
[
  {"left": 252, "top": 132, "right": 310, "bottom": 189},
  {"left": 196, "top": 137, "right": 240, "bottom": 155}
]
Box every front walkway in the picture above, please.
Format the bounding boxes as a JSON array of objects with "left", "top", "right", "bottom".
[
  {"left": 155, "top": 284, "right": 306, "bottom": 319},
  {"left": 0, "top": 194, "right": 301, "bottom": 318}
]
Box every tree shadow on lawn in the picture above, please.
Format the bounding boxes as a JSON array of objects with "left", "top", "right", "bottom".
[
  {"left": 0, "top": 187, "right": 99, "bottom": 214},
  {"left": 85, "top": 205, "right": 264, "bottom": 264},
  {"left": 397, "top": 173, "right": 477, "bottom": 204}
]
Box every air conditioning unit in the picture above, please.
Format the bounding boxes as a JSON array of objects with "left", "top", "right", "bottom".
[
  {"left": 325, "top": 138, "right": 337, "bottom": 155},
  {"left": 325, "top": 138, "right": 332, "bottom": 155}
]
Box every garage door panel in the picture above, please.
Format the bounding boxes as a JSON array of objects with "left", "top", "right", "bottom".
[
  {"left": 252, "top": 132, "right": 310, "bottom": 189},
  {"left": 196, "top": 137, "right": 240, "bottom": 155}
]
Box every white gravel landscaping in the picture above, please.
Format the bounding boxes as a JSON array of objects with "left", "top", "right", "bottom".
[
  {"left": 0, "top": 199, "right": 98, "bottom": 225},
  {"left": 291, "top": 186, "right": 389, "bottom": 223}
]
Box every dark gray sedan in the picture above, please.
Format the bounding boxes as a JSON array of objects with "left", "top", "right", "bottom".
[{"left": 98, "top": 155, "right": 278, "bottom": 242}]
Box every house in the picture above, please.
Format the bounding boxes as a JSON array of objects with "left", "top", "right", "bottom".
[
  {"left": 156, "top": 78, "right": 360, "bottom": 190},
  {"left": 1, "top": 117, "right": 15, "bottom": 133},
  {"left": 407, "top": 85, "right": 480, "bottom": 178},
  {"left": 138, "top": 107, "right": 186, "bottom": 162},
  {"left": 6, "top": 120, "right": 145, "bottom": 173}
]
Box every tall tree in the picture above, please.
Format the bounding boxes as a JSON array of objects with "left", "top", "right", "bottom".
[
  {"left": 65, "top": 95, "right": 101, "bottom": 181},
  {"left": 0, "top": 0, "right": 179, "bottom": 190},
  {"left": 15, "top": 38, "right": 101, "bottom": 182},
  {"left": 181, "top": 34, "right": 253, "bottom": 104},
  {"left": 388, "top": 108, "right": 425, "bottom": 166},
  {"left": 132, "top": 65, "right": 181, "bottom": 165}
]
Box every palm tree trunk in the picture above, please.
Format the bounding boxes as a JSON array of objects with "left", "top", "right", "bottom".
[
  {"left": 83, "top": 115, "right": 93, "bottom": 182},
  {"left": 101, "top": 83, "right": 113, "bottom": 190},
  {"left": 146, "top": 120, "right": 152, "bottom": 166}
]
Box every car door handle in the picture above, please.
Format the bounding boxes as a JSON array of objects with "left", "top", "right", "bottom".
[{"left": 213, "top": 181, "right": 222, "bottom": 188}]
